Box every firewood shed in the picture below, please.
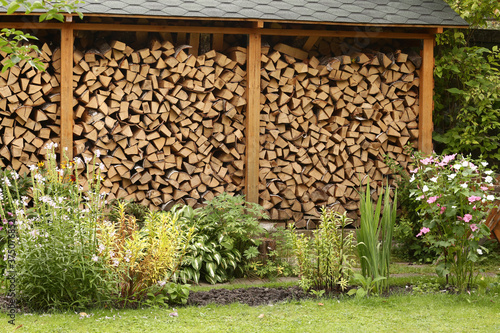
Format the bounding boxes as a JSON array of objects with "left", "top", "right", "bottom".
[{"left": 0, "top": 1, "right": 466, "bottom": 228}]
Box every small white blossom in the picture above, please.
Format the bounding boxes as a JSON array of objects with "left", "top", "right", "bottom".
[
  {"left": 430, "top": 177, "right": 438, "bottom": 183},
  {"left": 448, "top": 174, "right": 456, "bottom": 180},
  {"left": 485, "top": 170, "right": 494, "bottom": 175},
  {"left": 112, "top": 259, "right": 119, "bottom": 267},
  {"left": 481, "top": 162, "right": 488, "bottom": 167},
  {"left": 109, "top": 250, "right": 115, "bottom": 258},
  {"left": 95, "top": 150, "right": 101, "bottom": 158},
  {"left": 158, "top": 281, "right": 166, "bottom": 287},
  {"left": 453, "top": 164, "right": 461, "bottom": 170},
  {"left": 92, "top": 255, "right": 99, "bottom": 262},
  {"left": 486, "top": 195, "right": 495, "bottom": 201},
  {"left": 422, "top": 185, "right": 429, "bottom": 192},
  {"left": 410, "top": 175, "right": 415, "bottom": 183},
  {"left": 462, "top": 161, "right": 469, "bottom": 167},
  {"left": 485, "top": 176, "right": 493, "bottom": 184},
  {"left": 477, "top": 249, "right": 483, "bottom": 255},
  {"left": 460, "top": 183, "right": 468, "bottom": 189}
]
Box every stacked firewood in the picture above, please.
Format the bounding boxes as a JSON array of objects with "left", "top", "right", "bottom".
[
  {"left": 0, "top": 44, "right": 61, "bottom": 176},
  {"left": 258, "top": 43, "right": 420, "bottom": 225},
  {"left": 73, "top": 40, "right": 248, "bottom": 210}
]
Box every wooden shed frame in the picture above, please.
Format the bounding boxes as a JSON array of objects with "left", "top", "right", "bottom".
[{"left": 0, "top": 12, "right": 460, "bottom": 204}]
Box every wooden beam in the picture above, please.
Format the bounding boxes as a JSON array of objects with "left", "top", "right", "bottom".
[
  {"left": 60, "top": 23, "right": 74, "bottom": 160},
  {"left": 245, "top": 31, "right": 261, "bottom": 204},
  {"left": 0, "top": 21, "right": 436, "bottom": 40},
  {"left": 303, "top": 36, "right": 320, "bottom": 51},
  {"left": 418, "top": 38, "right": 434, "bottom": 154},
  {"left": 189, "top": 33, "right": 200, "bottom": 55}
]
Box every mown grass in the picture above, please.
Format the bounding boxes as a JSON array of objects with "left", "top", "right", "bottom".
[{"left": 2, "top": 290, "right": 499, "bottom": 333}]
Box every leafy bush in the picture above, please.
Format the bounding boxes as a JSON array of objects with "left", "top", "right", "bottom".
[
  {"left": 0, "top": 144, "right": 114, "bottom": 310},
  {"left": 178, "top": 193, "right": 267, "bottom": 284},
  {"left": 409, "top": 153, "right": 497, "bottom": 291},
  {"left": 434, "top": 45, "right": 500, "bottom": 164},
  {"left": 96, "top": 201, "right": 194, "bottom": 307},
  {"left": 290, "top": 208, "right": 355, "bottom": 293},
  {"left": 356, "top": 181, "right": 397, "bottom": 294}
]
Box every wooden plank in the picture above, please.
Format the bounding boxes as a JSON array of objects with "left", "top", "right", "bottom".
[
  {"left": 189, "top": 33, "right": 200, "bottom": 56},
  {"left": 213, "top": 34, "right": 224, "bottom": 51},
  {"left": 245, "top": 29, "right": 261, "bottom": 204},
  {"left": 60, "top": 24, "right": 74, "bottom": 160},
  {"left": 0, "top": 22, "right": 440, "bottom": 40},
  {"left": 418, "top": 38, "right": 434, "bottom": 154},
  {"left": 303, "top": 36, "right": 320, "bottom": 51}
]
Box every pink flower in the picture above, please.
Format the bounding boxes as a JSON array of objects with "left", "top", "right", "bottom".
[
  {"left": 420, "top": 157, "right": 434, "bottom": 165},
  {"left": 427, "top": 196, "right": 439, "bottom": 204},
  {"left": 438, "top": 154, "right": 457, "bottom": 167},
  {"left": 416, "top": 227, "right": 431, "bottom": 237},
  {"left": 463, "top": 214, "right": 473, "bottom": 223},
  {"left": 470, "top": 224, "right": 479, "bottom": 232},
  {"left": 468, "top": 195, "right": 482, "bottom": 203},
  {"left": 480, "top": 186, "right": 489, "bottom": 191},
  {"left": 440, "top": 206, "right": 447, "bottom": 214},
  {"left": 410, "top": 168, "right": 419, "bottom": 174}
]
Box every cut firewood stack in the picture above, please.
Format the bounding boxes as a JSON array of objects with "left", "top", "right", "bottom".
[
  {"left": 0, "top": 44, "right": 61, "bottom": 176},
  {"left": 258, "top": 43, "right": 420, "bottom": 226},
  {"left": 72, "top": 39, "right": 248, "bottom": 210}
]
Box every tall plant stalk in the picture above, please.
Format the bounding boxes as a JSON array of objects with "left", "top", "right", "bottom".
[{"left": 357, "top": 180, "right": 397, "bottom": 293}]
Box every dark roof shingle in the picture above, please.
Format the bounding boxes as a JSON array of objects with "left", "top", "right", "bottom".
[{"left": 2, "top": 0, "right": 468, "bottom": 27}]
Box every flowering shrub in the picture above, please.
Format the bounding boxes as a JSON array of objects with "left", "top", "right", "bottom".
[
  {"left": 409, "top": 153, "right": 497, "bottom": 291},
  {"left": 0, "top": 144, "right": 114, "bottom": 309}
]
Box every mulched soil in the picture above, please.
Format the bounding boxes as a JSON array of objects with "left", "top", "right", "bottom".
[{"left": 187, "top": 286, "right": 310, "bottom": 307}]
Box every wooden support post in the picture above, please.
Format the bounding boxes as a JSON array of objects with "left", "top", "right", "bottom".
[
  {"left": 245, "top": 29, "right": 261, "bottom": 204},
  {"left": 61, "top": 24, "right": 74, "bottom": 160},
  {"left": 303, "top": 36, "right": 320, "bottom": 51},
  {"left": 213, "top": 34, "right": 224, "bottom": 51},
  {"left": 177, "top": 32, "right": 186, "bottom": 44},
  {"left": 189, "top": 33, "right": 200, "bottom": 55},
  {"left": 418, "top": 37, "right": 434, "bottom": 154}
]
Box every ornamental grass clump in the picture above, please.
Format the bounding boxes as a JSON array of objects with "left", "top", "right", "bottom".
[
  {"left": 0, "top": 144, "right": 114, "bottom": 310},
  {"left": 409, "top": 153, "right": 497, "bottom": 291},
  {"left": 356, "top": 181, "right": 397, "bottom": 295},
  {"left": 290, "top": 208, "right": 355, "bottom": 293}
]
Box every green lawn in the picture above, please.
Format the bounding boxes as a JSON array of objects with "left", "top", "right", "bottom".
[{"left": 2, "top": 290, "right": 499, "bottom": 332}]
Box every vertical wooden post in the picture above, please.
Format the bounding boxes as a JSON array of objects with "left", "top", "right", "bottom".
[
  {"left": 418, "top": 37, "right": 434, "bottom": 154},
  {"left": 245, "top": 25, "right": 262, "bottom": 204},
  {"left": 189, "top": 33, "right": 200, "bottom": 56},
  {"left": 60, "top": 23, "right": 74, "bottom": 160}
]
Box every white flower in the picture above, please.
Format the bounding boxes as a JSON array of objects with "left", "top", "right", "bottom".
[
  {"left": 430, "top": 177, "right": 438, "bottom": 183},
  {"left": 95, "top": 150, "right": 101, "bottom": 158},
  {"left": 84, "top": 157, "right": 92, "bottom": 164},
  {"left": 448, "top": 174, "right": 456, "bottom": 180},
  {"left": 485, "top": 170, "right": 494, "bottom": 175},
  {"left": 487, "top": 195, "right": 495, "bottom": 201},
  {"left": 462, "top": 161, "right": 469, "bottom": 167},
  {"left": 452, "top": 206, "right": 457, "bottom": 209},
  {"left": 477, "top": 249, "right": 483, "bottom": 255},
  {"left": 158, "top": 281, "right": 166, "bottom": 287},
  {"left": 460, "top": 183, "right": 468, "bottom": 189},
  {"left": 112, "top": 259, "right": 119, "bottom": 267},
  {"left": 469, "top": 163, "right": 478, "bottom": 171},
  {"left": 453, "top": 164, "right": 462, "bottom": 170},
  {"left": 422, "top": 185, "right": 429, "bottom": 192},
  {"left": 98, "top": 244, "right": 105, "bottom": 254},
  {"left": 485, "top": 176, "right": 493, "bottom": 184},
  {"left": 109, "top": 250, "right": 115, "bottom": 258},
  {"left": 92, "top": 255, "right": 99, "bottom": 262},
  {"left": 410, "top": 175, "right": 415, "bottom": 183},
  {"left": 481, "top": 162, "right": 488, "bottom": 167}
]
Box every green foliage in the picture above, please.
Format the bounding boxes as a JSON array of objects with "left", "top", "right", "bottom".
[
  {"left": 408, "top": 152, "right": 497, "bottom": 291},
  {"left": 0, "top": 0, "right": 84, "bottom": 71},
  {"left": 178, "top": 193, "right": 267, "bottom": 284},
  {"left": 434, "top": 45, "right": 500, "bottom": 164},
  {"left": 348, "top": 274, "right": 387, "bottom": 298},
  {"left": 357, "top": 180, "right": 397, "bottom": 294},
  {"left": 96, "top": 202, "right": 194, "bottom": 307},
  {"left": 0, "top": 143, "right": 114, "bottom": 310},
  {"left": 444, "top": 0, "right": 500, "bottom": 28},
  {"left": 290, "top": 208, "right": 355, "bottom": 293}
]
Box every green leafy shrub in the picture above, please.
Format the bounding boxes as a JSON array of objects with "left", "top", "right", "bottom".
[
  {"left": 356, "top": 181, "right": 397, "bottom": 294},
  {"left": 96, "top": 201, "right": 194, "bottom": 307},
  {"left": 408, "top": 152, "right": 497, "bottom": 291},
  {"left": 178, "top": 193, "right": 267, "bottom": 284},
  {"left": 0, "top": 144, "right": 114, "bottom": 310},
  {"left": 434, "top": 45, "right": 500, "bottom": 164},
  {"left": 291, "top": 208, "right": 355, "bottom": 293}
]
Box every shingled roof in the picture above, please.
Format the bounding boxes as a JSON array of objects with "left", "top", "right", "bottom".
[{"left": 76, "top": 0, "right": 467, "bottom": 27}]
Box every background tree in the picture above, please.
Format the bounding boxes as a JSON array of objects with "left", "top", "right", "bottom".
[{"left": 0, "top": 0, "right": 83, "bottom": 71}]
